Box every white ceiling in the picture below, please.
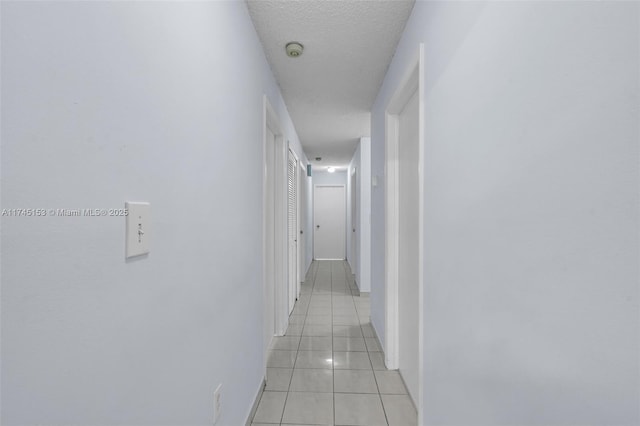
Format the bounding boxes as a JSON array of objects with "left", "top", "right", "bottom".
[{"left": 247, "top": 0, "right": 415, "bottom": 169}]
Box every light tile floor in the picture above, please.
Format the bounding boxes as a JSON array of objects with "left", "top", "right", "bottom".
[{"left": 252, "top": 260, "right": 417, "bottom": 426}]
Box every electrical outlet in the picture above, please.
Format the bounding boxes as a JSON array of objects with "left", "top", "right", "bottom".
[{"left": 213, "top": 384, "right": 222, "bottom": 424}]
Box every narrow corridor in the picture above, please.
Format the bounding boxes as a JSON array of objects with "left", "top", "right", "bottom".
[{"left": 251, "top": 260, "right": 417, "bottom": 426}]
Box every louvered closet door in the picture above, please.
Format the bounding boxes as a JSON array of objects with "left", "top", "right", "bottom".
[{"left": 287, "top": 149, "right": 298, "bottom": 314}]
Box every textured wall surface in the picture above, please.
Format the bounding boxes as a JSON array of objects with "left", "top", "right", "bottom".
[
  {"left": 1, "top": 2, "right": 305, "bottom": 425},
  {"left": 371, "top": 1, "right": 639, "bottom": 424}
]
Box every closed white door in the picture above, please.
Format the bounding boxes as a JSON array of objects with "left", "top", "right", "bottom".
[
  {"left": 298, "top": 163, "right": 307, "bottom": 286},
  {"left": 350, "top": 170, "right": 358, "bottom": 276},
  {"left": 314, "top": 185, "right": 346, "bottom": 259},
  {"left": 398, "top": 90, "right": 419, "bottom": 403},
  {"left": 287, "top": 149, "right": 298, "bottom": 314}
]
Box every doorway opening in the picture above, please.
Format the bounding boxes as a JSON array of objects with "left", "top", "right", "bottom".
[
  {"left": 263, "top": 96, "right": 289, "bottom": 375},
  {"left": 384, "top": 44, "right": 424, "bottom": 422}
]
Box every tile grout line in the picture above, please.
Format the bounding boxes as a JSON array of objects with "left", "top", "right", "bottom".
[
  {"left": 280, "top": 260, "right": 318, "bottom": 424},
  {"left": 352, "top": 259, "right": 389, "bottom": 426},
  {"left": 266, "top": 260, "right": 398, "bottom": 426},
  {"left": 331, "top": 261, "right": 336, "bottom": 426}
]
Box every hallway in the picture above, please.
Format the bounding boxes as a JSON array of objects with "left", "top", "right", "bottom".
[
  {"left": 2, "top": 1, "right": 638, "bottom": 424},
  {"left": 252, "top": 261, "right": 416, "bottom": 426}
]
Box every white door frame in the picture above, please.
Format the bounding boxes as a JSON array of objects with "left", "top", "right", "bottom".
[
  {"left": 313, "top": 184, "right": 347, "bottom": 260},
  {"left": 384, "top": 44, "right": 424, "bottom": 423},
  {"left": 263, "top": 96, "right": 289, "bottom": 361}
]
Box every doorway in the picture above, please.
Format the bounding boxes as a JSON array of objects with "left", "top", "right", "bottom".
[
  {"left": 384, "top": 45, "right": 424, "bottom": 420},
  {"left": 263, "top": 96, "right": 289, "bottom": 375},
  {"left": 313, "top": 185, "right": 346, "bottom": 260},
  {"left": 398, "top": 90, "right": 419, "bottom": 401},
  {"left": 265, "top": 125, "right": 276, "bottom": 350}
]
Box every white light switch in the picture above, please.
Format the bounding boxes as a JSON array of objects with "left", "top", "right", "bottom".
[{"left": 125, "top": 202, "right": 150, "bottom": 258}]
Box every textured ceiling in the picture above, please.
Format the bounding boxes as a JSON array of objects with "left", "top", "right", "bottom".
[{"left": 247, "top": 0, "right": 415, "bottom": 169}]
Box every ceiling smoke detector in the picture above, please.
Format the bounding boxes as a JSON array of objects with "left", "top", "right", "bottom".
[
  {"left": 315, "top": 157, "right": 322, "bottom": 161},
  {"left": 285, "top": 42, "right": 304, "bottom": 58}
]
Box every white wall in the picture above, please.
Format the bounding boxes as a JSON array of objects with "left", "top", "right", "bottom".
[
  {"left": 371, "top": 1, "right": 639, "bottom": 425},
  {"left": 1, "top": 2, "right": 305, "bottom": 425},
  {"left": 348, "top": 138, "right": 371, "bottom": 292},
  {"left": 313, "top": 169, "right": 348, "bottom": 186}
]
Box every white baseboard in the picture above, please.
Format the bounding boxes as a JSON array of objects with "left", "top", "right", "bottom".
[{"left": 244, "top": 378, "right": 266, "bottom": 426}]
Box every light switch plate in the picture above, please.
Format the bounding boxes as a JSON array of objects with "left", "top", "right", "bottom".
[{"left": 125, "top": 202, "right": 150, "bottom": 258}]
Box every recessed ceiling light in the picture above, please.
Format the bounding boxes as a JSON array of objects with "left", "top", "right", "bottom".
[
  {"left": 285, "top": 42, "right": 304, "bottom": 58},
  {"left": 327, "top": 167, "right": 336, "bottom": 173}
]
